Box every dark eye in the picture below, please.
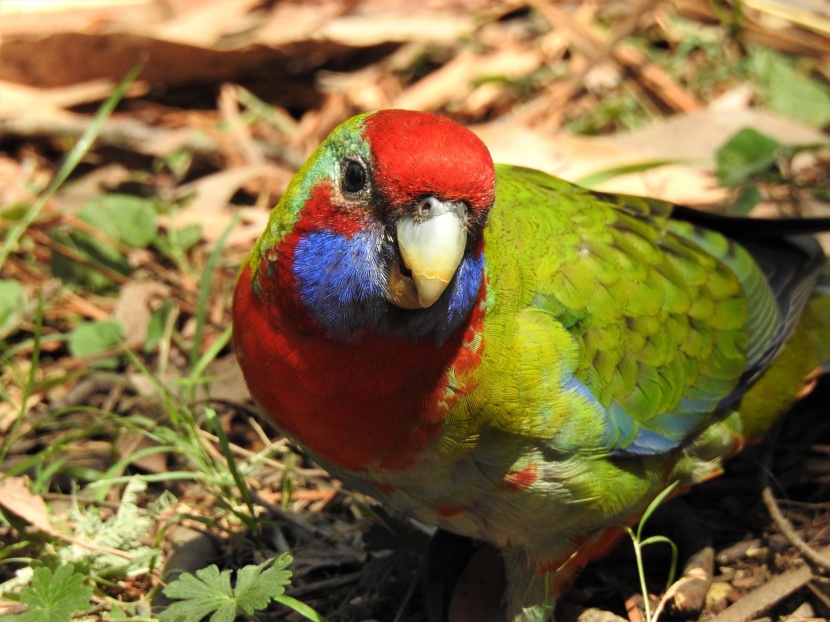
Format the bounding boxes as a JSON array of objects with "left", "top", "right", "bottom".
[{"left": 342, "top": 160, "right": 367, "bottom": 194}]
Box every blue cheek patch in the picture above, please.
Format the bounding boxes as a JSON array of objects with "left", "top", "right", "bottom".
[
  {"left": 293, "top": 230, "right": 388, "bottom": 332},
  {"left": 292, "top": 229, "right": 484, "bottom": 341},
  {"left": 449, "top": 255, "right": 485, "bottom": 327}
]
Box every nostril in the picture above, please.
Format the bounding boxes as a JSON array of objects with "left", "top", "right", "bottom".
[
  {"left": 417, "top": 197, "right": 436, "bottom": 215},
  {"left": 413, "top": 197, "right": 467, "bottom": 221}
]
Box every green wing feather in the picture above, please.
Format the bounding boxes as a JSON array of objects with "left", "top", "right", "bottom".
[{"left": 476, "top": 165, "right": 820, "bottom": 456}]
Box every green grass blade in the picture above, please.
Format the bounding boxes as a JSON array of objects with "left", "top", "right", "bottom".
[
  {"left": 639, "top": 535, "right": 679, "bottom": 589},
  {"left": 205, "top": 407, "right": 257, "bottom": 528},
  {"left": 188, "top": 211, "right": 243, "bottom": 372},
  {"left": 274, "top": 595, "right": 329, "bottom": 622},
  {"left": 0, "top": 295, "right": 44, "bottom": 463},
  {"left": 574, "top": 159, "right": 691, "bottom": 189},
  {"left": 190, "top": 325, "right": 233, "bottom": 382},
  {"left": 0, "top": 62, "right": 144, "bottom": 271}
]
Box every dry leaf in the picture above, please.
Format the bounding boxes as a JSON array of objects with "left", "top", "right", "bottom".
[
  {"left": 200, "top": 354, "right": 249, "bottom": 403},
  {"left": 0, "top": 79, "right": 147, "bottom": 120},
  {"left": 113, "top": 281, "right": 171, "bottom": 349},
  {"left": 475, "top": 105, "right": 828, "bottom": 205},
  {"left": 320, "top": 12, "right": 475, "bottom": 46},
  {"left": 249, "top": 1, "right": 345, "bottom": 46},
  {"left": 175, "top": 166, "right": 276, "bottom": 214},
  {"left": 151, "top": 0, "right": 264, "bottom": 47},
  {"left": 169, "top": 165, "right": 276, "bottom": 244},
  {"left": 396, "top": 46, "right": 544, "bottom": 111},
  {"left": 0, "top": 33, "right": 296, "bottom": 88},
  {"left": 0, "top": 0, "right": 166, "bottom": 36},
  {"left": 225, "top": 206, "right": 271, "bottom": 251},
  {"left": 0, "top": 477, "right": 54, "bottom": 533},
  {"left": 602, "top": 108, "right": 828, "bottom": 167}
]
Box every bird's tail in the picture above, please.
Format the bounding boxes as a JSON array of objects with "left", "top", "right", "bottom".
[
  {"left": 737, "top": 272, "right": 830, "bottom": 440},
  {"left": 677, "top": 263, "right": 830, "bottom": 486},
  {"left": 799, "top": 278, "right": 830, "bottom": 373}
]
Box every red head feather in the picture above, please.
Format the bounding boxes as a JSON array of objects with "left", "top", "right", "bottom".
[{"left": 364, "top": 110, "right": 495, "bottom": 218}]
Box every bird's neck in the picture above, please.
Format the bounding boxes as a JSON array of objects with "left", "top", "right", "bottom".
[{"left": 233, "top": 259, "right": 489, "bottom": 471}]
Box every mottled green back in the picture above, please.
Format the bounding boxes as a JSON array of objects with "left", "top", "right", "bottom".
[{"left": 473, "top": 165, "right": 790, "bottom": 456}]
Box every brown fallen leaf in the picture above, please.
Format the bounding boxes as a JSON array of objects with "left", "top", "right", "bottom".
[
  {"left": 241, "top": 0, "right": 348, "bottom": 47},
  {"left": 0, "top": 597, "right": 26, "bottom": 617},
  {"left": 476, "top": 105, "right": 829, "bottom": 206},
  {"left": 0, "top": 476, "right": 54, "bottom": 533},
  {"left": 113, "top": 281, "right": 171, "bottom": 349},
  {"left": 225, "top": 207, "right": 271, "bottom": 251},
  {"left": 0, "top": 32, "right": 306, "bottom": 88},
  {"left": 397, "top": 44, "right": 545, "bottom": 112},
  {"left": 319, "top": 11, "right": 475, "bottom": 46},
  {"left": 0, "top": 0, "right": 167, "bottom": 36},
  {"left": 150, "top": 0, "right": 264, "bottom": 48},
  {"left": 0, "top": 474, "right": 135, "bottom": 560},
  {"left": 601, "top": 108, "right": 829, "bottom": 169},
  {"left": 174, "top": 165, "right": 274, "bottom": 214},
  {"left": 0, "top": 79, "right": 147, "bottom": 120},
  {"left": 0, "top": 388, "right": 43, "bottom": 436},
  {"left": 169, "top": 165, "right": 277, "bottom": 244},
  {"left": 199, "top": 354, "right": 249, "bottom": 403}
]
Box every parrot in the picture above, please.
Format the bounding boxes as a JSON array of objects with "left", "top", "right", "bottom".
[{"left": 232, "top": 109, "right": 830, "bottom": 621}]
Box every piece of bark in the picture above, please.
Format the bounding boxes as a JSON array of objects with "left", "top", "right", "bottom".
[
  {"left": 666, "top": 546, "right": 715, "bottom": 616},
  {"left": 708, "top": 545, "right": 830, "bottom": 622}
]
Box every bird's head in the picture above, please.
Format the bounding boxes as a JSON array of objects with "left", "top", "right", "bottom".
[{"left": 251, "top": 109, "right": 496, "bottom": 341}]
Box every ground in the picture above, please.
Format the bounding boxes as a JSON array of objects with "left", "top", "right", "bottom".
[{"left": 1, "top": 1, "right": 830, "bottom": 620}]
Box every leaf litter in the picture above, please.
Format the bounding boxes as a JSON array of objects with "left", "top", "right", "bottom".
[{"left": 1, "top": 0, "right": 830, "bottom": 620}]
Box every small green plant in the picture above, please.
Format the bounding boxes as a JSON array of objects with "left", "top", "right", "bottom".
[
  {"left": 0, "top": 477, "right": 166, "bottom": 619},
  {"left": 715, "top": 127, "right": 829, "bottom": 215},
  {"left": 4, "top": 564, "right": 93, "bottom": 622},
  {"left": 61, "top": 478, "right": 166, "bottom": 577},
  {"left": 0, "top": 279, "right": 27, "bottom": 340},
  {"left": 749, "top": 45, "right": 830, "bottom": 129},
  {"left": 0, "top": 60, "right": 290, "bottom": 619},
  {"left": 160, "top": 554, "right": 327, "bottom": 622},
  {"left": 624, "top": 481, "right": 679, "bottom": 622},
  {"left": 50, "top": 193, "right": 159, "bottom": 292},
  {"left": 566, "top": 94, "right": 650, "bottom": 136},
  {"left": 67, "top": 319, "right": 125, "bottom": 368}
]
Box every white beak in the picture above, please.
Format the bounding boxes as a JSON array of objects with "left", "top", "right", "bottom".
[{"left": 390, "top": 198, "right": 467, "bottom": 309}]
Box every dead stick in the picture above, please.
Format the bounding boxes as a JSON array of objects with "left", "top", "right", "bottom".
[
  {"left": 761, "top": 429, "right": 830, "bottom": 572},
  {"left": 707, "top": 546, "right": 830, "bottom": 622},
  {"left": 761, "top": 485, "right": 830, "bottom": 571}
]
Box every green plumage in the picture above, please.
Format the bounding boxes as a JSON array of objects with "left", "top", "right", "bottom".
[{"left": 466, "top": 165, "right": 783, "bottom": 454}]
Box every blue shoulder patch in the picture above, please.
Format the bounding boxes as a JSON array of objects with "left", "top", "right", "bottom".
[
  {"left": 604, "top": 401, "right": 694, "bottom": 457},
  {"left": 615, "top": 427, "right": 681, "bottom": 456}
]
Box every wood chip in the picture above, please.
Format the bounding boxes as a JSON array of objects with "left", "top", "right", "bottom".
[{"left": 708, "top": 545, "right": 830, "bottom": 622}]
